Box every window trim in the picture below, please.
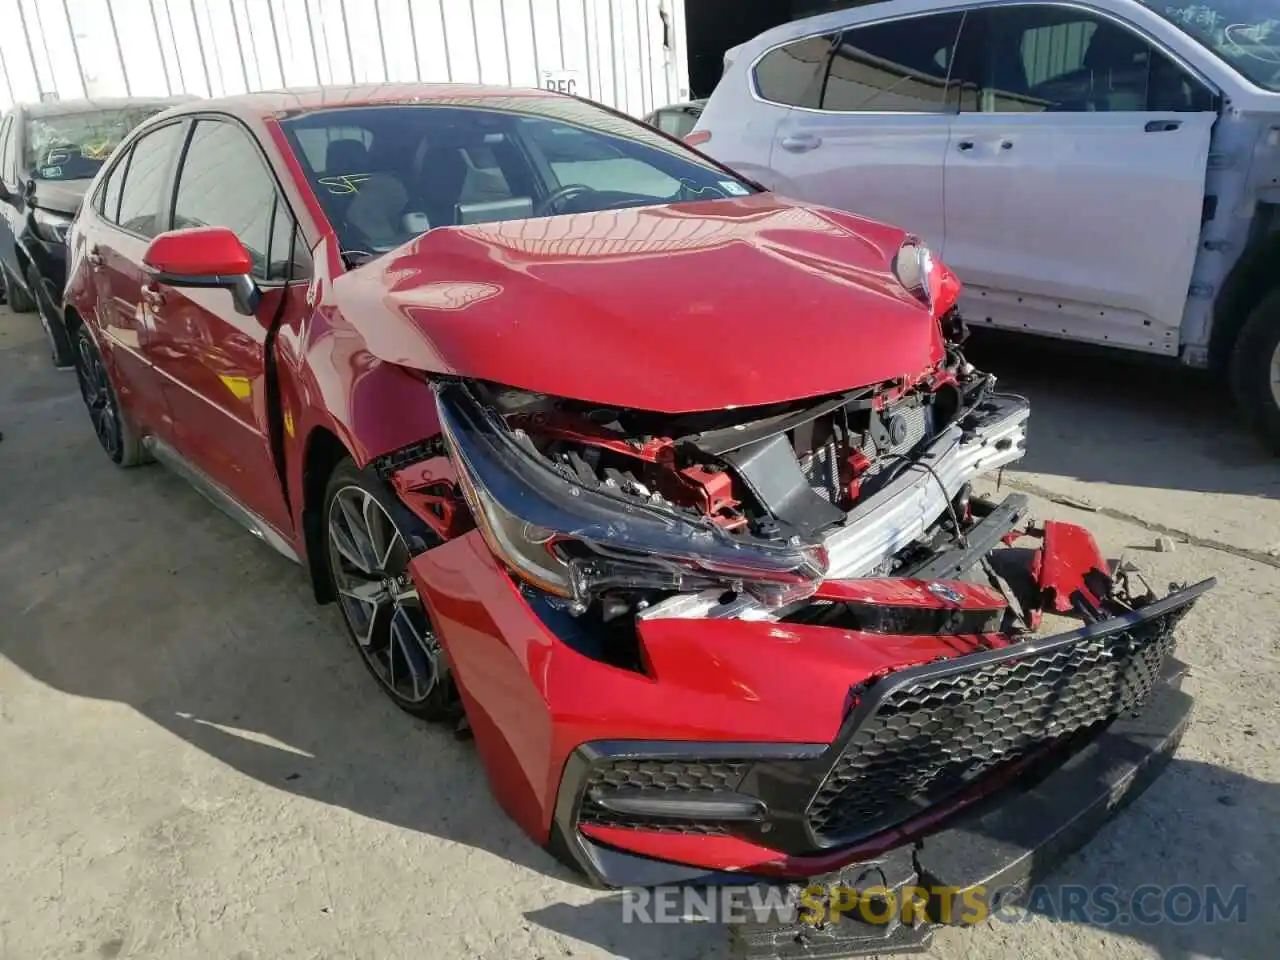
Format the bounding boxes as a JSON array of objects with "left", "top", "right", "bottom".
[
  {"left": 746, "top": 0, "right": 1220, "bottom": 115},
  {"left": 169, "top": 111, "right": 311, "bottom": 286}
]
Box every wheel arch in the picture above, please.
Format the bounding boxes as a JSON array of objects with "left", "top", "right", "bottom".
[
  {"left": 1211, "top": 211, "right": 1280, "bottom": 370},
  {"left": 301, "top": 425, "right": 352, "bottom": 604}
]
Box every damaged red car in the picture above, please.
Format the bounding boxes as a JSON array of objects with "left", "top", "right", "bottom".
[{"left": 64, "top": 85, "right": 1212, "bottom": 955}]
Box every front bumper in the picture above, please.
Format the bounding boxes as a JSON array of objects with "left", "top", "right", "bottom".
[
  {"left": 548, "top": 580, "right": 1209, "bottom": 888},
  {"left": 730, "top": 655, "right": 1195, "bottom": 958}
]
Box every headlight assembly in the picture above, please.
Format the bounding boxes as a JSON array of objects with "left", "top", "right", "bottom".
[
  {"left": 433, "top": 381, "right": 828, "bottom": 610},
  {"left": 32, "top": 207, "right": 73, "bottom": 244}
]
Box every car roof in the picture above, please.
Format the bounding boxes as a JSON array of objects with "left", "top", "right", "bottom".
[{"left": 170, "top": 83, "right": 568, "bottom": 121}]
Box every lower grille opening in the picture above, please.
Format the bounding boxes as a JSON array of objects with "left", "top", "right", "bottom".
[
  {"left": 578, "top": 758, "right": 752, "bottom": 834},
  {"left": 805, "top": 599, "right": 1191, "bottom": 845}
]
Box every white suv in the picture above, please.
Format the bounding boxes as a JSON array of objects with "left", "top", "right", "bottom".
[{"left": 693, "top": 0, "right": 1280, "bottom": 451}]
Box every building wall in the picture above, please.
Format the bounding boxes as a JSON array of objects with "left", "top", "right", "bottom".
[{"left": 0, "top": 0, "right": 689, "bottom": 116}]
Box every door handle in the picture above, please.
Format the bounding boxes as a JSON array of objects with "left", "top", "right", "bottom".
[
  {"left": 1000, "top": 139, "right": 1014, "bottom": 150},
  {"left": 780, "top": 134, "right": 822, "bottom": 153},
  {"left": 1145, "top": 119, "right": 1182, "bottom": 133},
  {"left": 140, "top": 283, "right": 165, "bottom": 308},
  {"left": 86, "top": 248, "right": 103, "bottom": 267},
  {"left": 956, "top": 140, "right": 975, "bottom": 151}
]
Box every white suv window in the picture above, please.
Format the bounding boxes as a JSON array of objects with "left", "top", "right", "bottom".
[
  {"left": 754, "top": 34, "right": 837, "bottom": 108},
  {"left": 823, "top": 13, "right": 966, "bottom": 112},
  {"left": 958, "top": 5, "right": 1215, "bottom": 113}
]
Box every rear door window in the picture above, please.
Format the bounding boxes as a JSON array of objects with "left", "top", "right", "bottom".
[
  {"left": 823, "top": 13, "right": 966, "bottom": 112},
  {"left": 97, "top": 148, "right": 130, "bottom": 223},
  {"left": 115, "top": 122, "right": 184, "bottom": 237}
]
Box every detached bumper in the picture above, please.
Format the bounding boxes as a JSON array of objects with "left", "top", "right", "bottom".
[
  {"left": 550, "top": 580, "right": 1209, "bottom": 888},
  {"left": 730, "top": 656, "right": 1193, "bottom": 957}
]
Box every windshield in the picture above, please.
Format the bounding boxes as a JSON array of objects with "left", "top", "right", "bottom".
[
  {"left": 279, "top": 97, "right": 758, "bottom": 261},
  {"left": 1141, "top": 2, "right": 1280, "bottom": 91},
  {"left": 24, "top": 107, "right": 168, "bottom": 181}
]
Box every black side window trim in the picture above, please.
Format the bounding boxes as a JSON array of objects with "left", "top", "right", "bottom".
[{"left": 169, "top": 112, "right": 310, "bottom": 285}]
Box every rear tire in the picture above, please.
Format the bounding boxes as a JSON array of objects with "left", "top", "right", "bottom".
[
  {"left": 1229, "top": 287, "right": 1280, "bottom": 455},
  {"left": 1, "top": 262, "right": 35, "bottom": 313},
  {"left": 73, "top": 325, "right": 147, "bottom": 467},
  {"left": 27, "top": 261, "right": 74, "bottom": 368}
]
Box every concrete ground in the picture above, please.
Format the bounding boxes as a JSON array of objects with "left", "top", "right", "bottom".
[{"left": 0, "top": 303, "right": 1276, "bottom": 960}]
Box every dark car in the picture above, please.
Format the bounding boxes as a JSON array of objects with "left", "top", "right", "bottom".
[
  {"left": 0, "top": 96, "right": 193, "bottom": 366},
  {"left": 643, "top": 98, "right": 706, "bottom": 139},
  {"left": 62, "top": 84, "right": 1210, "bottom": 954}
]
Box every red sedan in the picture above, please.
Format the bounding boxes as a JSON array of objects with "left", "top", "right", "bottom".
[{"left": 64, "top": 84, "right": 1210, "bottom": 951}]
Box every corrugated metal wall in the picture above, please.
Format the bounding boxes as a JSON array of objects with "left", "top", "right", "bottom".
[{"left": 0, "top": 0, "right": 689, "bottom": 116}]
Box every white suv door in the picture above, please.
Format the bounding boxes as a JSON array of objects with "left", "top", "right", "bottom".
[
  {"left": 942, "top": 3, "right": 1218, "bottom": 354},
  {"left": 763, "top": 11, "right": 968, "bottom": 252}
]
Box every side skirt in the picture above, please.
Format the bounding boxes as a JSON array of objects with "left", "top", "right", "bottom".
[{"left": 143, "top": 435, "right": 301, "bottom": 564}]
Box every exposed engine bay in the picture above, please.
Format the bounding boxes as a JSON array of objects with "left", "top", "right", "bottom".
[{"left": 420, "top": 317, "right": 1051, "bottom": 652}]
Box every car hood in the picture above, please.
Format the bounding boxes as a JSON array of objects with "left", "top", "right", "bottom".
[
  {"left": 331, "top": 193, "right": 943, "bottom": 413},
  {"left": 32, "top": 178, "right": 90, "bottom": 216}
]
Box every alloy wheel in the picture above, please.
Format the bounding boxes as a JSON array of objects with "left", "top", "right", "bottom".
[
  {"left": 326, "top": 485, "right": 441, "bottom": 704},
  {"left": 76, "top": 334, "right": 121, "bottom": 460}
]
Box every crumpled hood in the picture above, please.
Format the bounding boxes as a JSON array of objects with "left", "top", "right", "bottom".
[{"left": 331, "top": 193, "right": 943, "bottom": 413}]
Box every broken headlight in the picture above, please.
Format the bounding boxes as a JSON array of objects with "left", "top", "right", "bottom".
[
  {"left": 893, "top": 240, "right": 961, "bottom": 320},
  {"left": 434, "top": 381, "right": 828, "bottom": 610}
]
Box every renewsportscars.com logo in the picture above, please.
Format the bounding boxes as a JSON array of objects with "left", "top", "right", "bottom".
[{"left": 620, "top": 882, "right": 1249, "bottom": 927}]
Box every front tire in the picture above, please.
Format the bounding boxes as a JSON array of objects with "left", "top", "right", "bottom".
[
  {"left": 73, "top": 325, "right": 147, "bottom": 466},
  {"left": 322, "top": 460, "right": 456, "bottom": 720},
  {"left": 1, "top": 262, "right": 35, "bottom": 313},
  {"left": 1229, "top": 287, "right": 1280, "bottom": 455},
  {"left": 28, "top": 261, "right": 74, "bottom": 368}
]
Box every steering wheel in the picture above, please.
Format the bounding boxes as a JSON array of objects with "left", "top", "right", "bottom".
[{"left": 534, "top": 183, "right": 596, "bottom": 217}]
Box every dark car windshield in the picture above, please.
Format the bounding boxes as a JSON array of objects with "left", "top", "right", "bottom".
[
  {"left": 279, "top": 96, "right": 758, "bottom": 259},
  {"left": 1140, "top": 2, "right": 1280, "bottom": 91},
  {"left": 24, "top": 106, "right": 168, "bottom": 180}
]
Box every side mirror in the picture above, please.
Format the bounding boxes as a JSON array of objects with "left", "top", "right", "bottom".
[
  {"left": 23, "top": 178, "right": 36, "bottom": 201},
  {"left": 143, "top": 226, "right": 262, "bottom": 316}
]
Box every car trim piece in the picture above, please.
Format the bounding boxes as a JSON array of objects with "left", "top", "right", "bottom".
[
  {"left": 639, "top": 394, "right": 1030, "bottom": 622},
  {"left": 746, "top": 0, "right": 1220, "bottom": 117},
  {"left": 143, "top": 435, "right": 301, "bottom": 564}
]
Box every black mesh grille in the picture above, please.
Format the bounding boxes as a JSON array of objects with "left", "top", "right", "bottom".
[
  {"left": 806, "top": 601, "right": 1192, "bottom": 845},
  {"left": 578, "top": 758, "right": 750, "bottom": 834}
]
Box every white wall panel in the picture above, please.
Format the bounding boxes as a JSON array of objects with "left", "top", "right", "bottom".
[{"left": 0, "top": 0, "right": 686, "bottom": 115}]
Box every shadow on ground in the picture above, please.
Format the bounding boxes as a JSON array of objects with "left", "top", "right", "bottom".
[{"left": 966, "top": 332, "right": 1280, "bottom": 502}]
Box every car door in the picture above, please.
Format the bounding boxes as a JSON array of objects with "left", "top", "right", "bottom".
[
  {"left": 89, "top": 120, "right": 188, "bottom": 436},
  {"left": 942, "top": 3, "right": 1218, "bottom": 353},
  {"left": 766, "top": 11, "right": 967, "bottom": 252},
  {"left": 147, "top": 116, "right": 299, "bottom": 539}
]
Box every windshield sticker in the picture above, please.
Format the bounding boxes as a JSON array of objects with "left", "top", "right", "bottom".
[
  {"left": 318, "top": 173, "right": 372, "bottom": 195},
  {"left": 719, "top": 180, "right": 749, "bottom": 196},
  {"left": 40, "top": 165, "right": 63, "bottom": 179}
]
